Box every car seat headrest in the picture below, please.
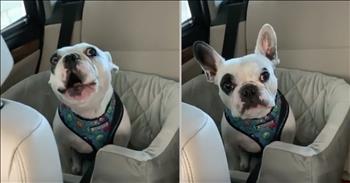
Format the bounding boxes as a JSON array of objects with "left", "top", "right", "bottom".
[{"left": 0, "top": 35, "right": 13, "bottom": 86}]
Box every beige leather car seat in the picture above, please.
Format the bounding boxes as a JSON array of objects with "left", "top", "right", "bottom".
[
  {"left": 180, "top": 103, "right": 230, "bottom": 183},
  {"left": 1, "top": 36, "right": 63, "bottom": 182},
  {"left": 81, "top": 1, "right": 179, "bottom": 81}
]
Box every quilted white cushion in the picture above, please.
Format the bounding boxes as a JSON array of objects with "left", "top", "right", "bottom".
[
  {"left": 276, "top": 68, "right": 349, "bottom": 145},
  {"left": 111, "top": 71, "right": 178, "bottom": 149}
]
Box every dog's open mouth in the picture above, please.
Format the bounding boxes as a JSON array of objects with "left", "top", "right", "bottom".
[{"left": 58, "top": 72, "right": 96, "bottom": 100}]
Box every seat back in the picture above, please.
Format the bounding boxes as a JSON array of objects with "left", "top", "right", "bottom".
[
  {"left": 246, "top": 1, "right": 350, "bottom": 82},
  {"left": 1, "top": 36, "right": 62, "bottom": 182},
  {"left": 181, "top": 103, "right": 230, "bottom": 183},
  {"left": 81, "top": 1, "right": 179, "bottom": 81},
  {"left": 1, "top": 99, "right": 63, "bottom": 182}
]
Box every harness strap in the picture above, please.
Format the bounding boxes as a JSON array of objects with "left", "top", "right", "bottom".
[
  {"left": 107, "top": 92, "right": 124, "bottom": 144},
  {"left": 79, "top": 160, "right": 95, "bottom": 183},
  {"left": 274, "top": 92, "right": 289, "bottom": 141}
]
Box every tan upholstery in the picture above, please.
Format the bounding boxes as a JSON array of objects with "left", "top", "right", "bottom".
[
  {"left": 180, "top": 103, "right": 230, "bottom": 183},
  {"left": 91, "top": 71, "right": 179, "bottom": 182},
  {"left": 1, "top": 36, "right": 63, "bottom": 183},
  {"left": 245, "top": 1, "right": 350, "bottom": 180},
  {"left": 246, "top": 1, "right": 350, "bottom": 82},
  {"left": 1, "top": 99, "right": 63, "bottom": 183},
  {"left": 81, "top": 1, "right": 179, "bottom": 81}
]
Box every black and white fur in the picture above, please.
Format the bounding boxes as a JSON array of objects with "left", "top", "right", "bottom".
[
  {"left": 193, "top": 24, "right": 296, "bottom": 171},
  {"left": 49, "top": 43, "right": 131, "bottom": 174}
]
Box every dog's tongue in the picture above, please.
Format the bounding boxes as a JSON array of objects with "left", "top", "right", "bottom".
[
  {"left": 66, "top": 84, "right": 95, "bottom": 100},
  {"left": 67, "top": 85, "right": 84, "bottom": 96}
]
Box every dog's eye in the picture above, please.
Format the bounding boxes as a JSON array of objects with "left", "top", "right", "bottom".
[
  {"left": 223, "top": 82, "right": 234, "bottom": 91},
  {"left": 220, "top": 74, "right": 236, "bottom": 95},
  {"left": 260, "top": 71, "right": 270, "bottom": 83},
  {"left": 50, "top": 54, "right": 60, "bottom": 65},
  {"left": 85, "top": 47, "right": 97, "bottom": 57}
]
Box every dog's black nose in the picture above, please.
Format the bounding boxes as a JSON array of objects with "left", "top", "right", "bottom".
[
  {"left": 64, "top": 53, "right": 80, "bottom": 70},
  {"left": 240, "top": 84, "right": 259, "bottom": 100}
]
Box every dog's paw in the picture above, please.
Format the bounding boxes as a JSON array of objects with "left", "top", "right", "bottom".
[
  {"left": 239, "top": 159, "right": 249, "bottom": 171},
  {"left": 71, "top": 164, "right": 82, "bottom": 175}
]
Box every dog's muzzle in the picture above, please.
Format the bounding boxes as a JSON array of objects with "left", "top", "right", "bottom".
[{"left": 239, "top": 84, "right": 267, "bottom": 114}]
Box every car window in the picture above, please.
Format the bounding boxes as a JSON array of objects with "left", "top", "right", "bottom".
[
  {"left": 1, "top": 1, "right": 26, "bottom": 30},
  {"left": 181, "top": 1, "right": 192, "bottom": 24}
]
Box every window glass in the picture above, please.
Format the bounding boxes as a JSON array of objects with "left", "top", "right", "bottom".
[
  {"left": 181, "top": 1, "right": 192, "bottom": 23},
  {"left": 1, "top": 1, "right": 26, "bottom": 30}
]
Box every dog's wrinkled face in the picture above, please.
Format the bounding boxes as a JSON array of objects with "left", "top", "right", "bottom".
[
  {"left": 49, "top": 43, "right": 118, "bottom": 106},
  {"left": 194, "top": 24, "right": 280, "bottom": 119}
]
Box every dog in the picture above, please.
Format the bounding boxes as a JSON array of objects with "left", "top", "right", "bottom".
[
  {"left": 193, "top": 24, "right": 296, "bottom": 171},
  {"left": 49, "top": 43, "right": 131, "bottom": 175}
]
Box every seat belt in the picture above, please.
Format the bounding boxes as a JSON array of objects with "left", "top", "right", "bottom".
[
  {"left": 79, "top": 160, "right": 95, "bottom": 183},
  {"left": 246, "top": 158, "right": 261, "bottom": 183},
  {"left": 221, "top": 2, "right": 245, "bottom": 60},
  {"left": 57, "top": 1, "right": 78, "bottom": 49}
]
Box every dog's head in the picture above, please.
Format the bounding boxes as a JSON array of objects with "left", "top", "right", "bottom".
[
  {"left": 193, "top": 24, "right": 280, "bottom": 119},
  {"left": 48, "top": 43, "right": 118, "bottom": 106}
]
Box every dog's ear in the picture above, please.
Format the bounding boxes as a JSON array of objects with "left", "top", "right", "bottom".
[
  {"left": 255, "top": 24, "right": 280, "bottom": 66},
  {"left": 193, "top": 41, "right": 224, "bottom": 82},
  {"left": 104, "top": 51, "right": 119, "bottom": 72}
]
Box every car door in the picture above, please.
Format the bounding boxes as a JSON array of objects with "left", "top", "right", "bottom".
[
  {"left": 1, "top": 1, "right": 44, "bottom": 92},
  {"left": 1, "top": 0, "right": 84, "bottom": 93}
]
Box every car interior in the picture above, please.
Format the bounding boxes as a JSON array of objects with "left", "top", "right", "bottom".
[
  {"left": 1, "top": 1, "right": 179, "bottom": 183},
  {"left": 181, "top": 1, "right": 350, "bottom": 183},
  {"left": 1, "top": 1, "right": 349, "bottom": 183}
]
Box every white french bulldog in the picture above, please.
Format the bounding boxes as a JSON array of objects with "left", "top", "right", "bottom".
[
  {"left": 193, "top": 24, "right": 296, "bottom": 171},
  {"left": 49, "top": 43, "right": 131, "bottom": 175}
]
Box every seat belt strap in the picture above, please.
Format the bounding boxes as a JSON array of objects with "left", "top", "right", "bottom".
[
  {"left": 79, "top": 160, "right": 95, "bottom": 183},
  {"left": 221, "top": 3, "right": 244, "bottom": 60},
  {"left": 57, "top": 1, "right": 77, "bottom": 49}
]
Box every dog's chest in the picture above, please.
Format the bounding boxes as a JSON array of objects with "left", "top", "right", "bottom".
[
  {"left": 221, "top": 116, "right": 261, "bottom": 153},
  {"left": 221, "top": 91, "right": 289, "bottom": 153},
  {"left": 53, "top": 114, "right": 94, "bottom": 153},
  {"left": 56, "top": 92, "right": 124, "bottom": 152}
]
